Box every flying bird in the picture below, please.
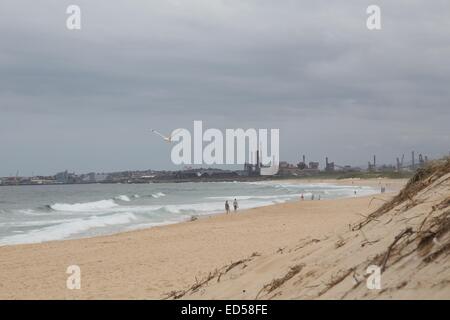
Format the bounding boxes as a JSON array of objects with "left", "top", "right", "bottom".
[{"left": 151, "top": 129, "right": 182, "bottom": 143}]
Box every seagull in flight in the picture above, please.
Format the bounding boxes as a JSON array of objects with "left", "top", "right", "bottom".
[{"left": 151, "top": 129, "right": 182, "bottom": 143}]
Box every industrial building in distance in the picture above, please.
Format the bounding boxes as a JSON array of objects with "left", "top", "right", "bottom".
[{"left": 0, "top": 151, "right": 435, "bottom": 186}]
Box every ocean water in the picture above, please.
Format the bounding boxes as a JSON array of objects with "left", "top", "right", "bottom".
[{"left": 0, "top": 181, "right": 378, "bottom": 246}]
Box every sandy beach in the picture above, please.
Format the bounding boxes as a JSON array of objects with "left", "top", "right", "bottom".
[
  {"left": 0, "top": 178, "right": 409, "bottom": 300},
  {"left": 2, "top": 0, "right": 450, "bottom": 304}
]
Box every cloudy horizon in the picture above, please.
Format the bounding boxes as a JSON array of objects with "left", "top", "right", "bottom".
[{"left": 1, "top": 0, "right": 449, "bottom": 176}]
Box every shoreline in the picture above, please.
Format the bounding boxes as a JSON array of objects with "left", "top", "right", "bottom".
[
  {"left": 0, "top": 178, "right": 405, "bottom": 248},
  {"left": 0, "top": 178, "right": 407, "bottom": 299}
]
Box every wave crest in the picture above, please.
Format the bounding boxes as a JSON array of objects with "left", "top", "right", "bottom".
[
  {"left": 151, "top": 192, "right": 166, "bottom": 198},
  {"left": 114, "top": 195, "right": 131, "bottom": 202},
  {"left": 0, "top": 212, "right": 137, "bottom": 245},
  {"left": 50, "top": 199, "right": 118, "bottom": 212}
]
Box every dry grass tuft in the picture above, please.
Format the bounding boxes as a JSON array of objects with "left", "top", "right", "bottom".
[
  {"left": 257, "top": 264, "right": 305, "bottom": 297},
  {"left": 225, "top": 258, "right": 251, "bottom": 273},
  {"left": 319, "top": 268, "right": 356, "bottom": 296}
]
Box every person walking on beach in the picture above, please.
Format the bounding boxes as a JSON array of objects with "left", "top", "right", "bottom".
[
  {"left": 225, "top": 200, "right": 230, "bottom": 214},
  {"left": 233, "top": 198, "right": 238, "bottom": 212}
]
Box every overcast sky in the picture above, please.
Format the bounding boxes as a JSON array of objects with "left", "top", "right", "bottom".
[{"left": 1, "top": 0, "right": 449, "bottom": 176}]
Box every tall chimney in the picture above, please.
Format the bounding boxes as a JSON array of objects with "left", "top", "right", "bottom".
[
  {"left": 303, "top": 155, "right": 306, "bottom": 163},
  {"left": 412, "top": 151, "right": 415, "bottom": 170},
  {"left": 256, "top": 149, "right": 260, "bottom": 168},
  {"left": 373, "top": 155, "right": 376, "bottom": 168}
]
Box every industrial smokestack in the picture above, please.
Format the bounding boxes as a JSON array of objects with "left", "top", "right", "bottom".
[
  {"left": 373, "top": 155, "right": 376, "bottom": 168},
  {"left": 256, "top": 149, "right": 260, "bottom": 168},
  {"left": 303, "top": 155, "right": 306, "bottom": 163},
  {"left": 412, "top": 151, "right": 415, "bottom": 170}
]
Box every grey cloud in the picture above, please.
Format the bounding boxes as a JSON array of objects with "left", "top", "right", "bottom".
[{"left": 0, "top": 0, "right": 449, "bottom": 175}]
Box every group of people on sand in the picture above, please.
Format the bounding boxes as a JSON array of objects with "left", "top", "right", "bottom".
[{"left": 225, "top": 198, "right": 238, "bottom": 214}]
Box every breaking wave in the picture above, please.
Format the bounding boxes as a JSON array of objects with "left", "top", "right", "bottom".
[
  {"left": 50, "top": 199, "right": 118, "bottom": 212},
  {"left": 151, "top": 192, "right": 166, "bottom": 198},
  {"left": 114, "top": 195, "right": 131, "bottom": 202},
  {"left": 0, "top": 212, "right": 137, "bottom": 245}
]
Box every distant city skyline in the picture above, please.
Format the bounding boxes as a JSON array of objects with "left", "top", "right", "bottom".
[
  {"left": 1, "top": 1, "right": 449, "bottom": 176},
  {"left": 1, "top": 148, "right": 445, "bottom": 178}
]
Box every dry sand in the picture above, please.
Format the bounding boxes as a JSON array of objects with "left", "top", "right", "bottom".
[{"left": 1, "top": 177, "right": 447, "bottom": 300}]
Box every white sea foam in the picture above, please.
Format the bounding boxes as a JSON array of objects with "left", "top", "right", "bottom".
[
  {"left": 161, "top": 202, "right": 225, "bottom": 214},
  {"left": 18, "top": 209, "right": 44, "bottom": 215},
  {"left": 0, "top": 212, "right": 137, "bottom": 245},
  {"left": 151, "top": 192, "right": 166, "bottom": 198},
  {"left": 0, "top": 219, "right": 69, "bottom": 228},
  {"left": 114, "top": 195, "right": 131, "bottom": 202},
  {"left": 50, "top": 199, "right": 118, "bottom": 212},
  {"left": 206, "top": 194, "right": 297, "bottom": 201},
  {"left": 123, "top": 220, "right": 180, "bottom": 232},
  {"left": 159, "top": 198, "right": 282, "bottom": 215}
]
